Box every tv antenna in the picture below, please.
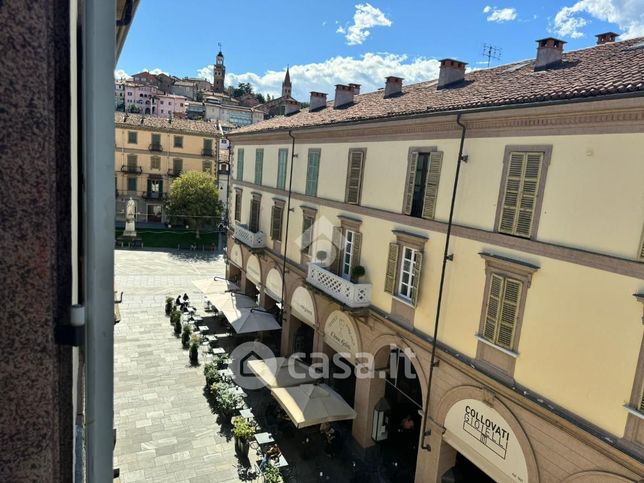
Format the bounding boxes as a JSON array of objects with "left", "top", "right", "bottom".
[{"left": 482, "top": 43, "right": 502, "bottom": 68}]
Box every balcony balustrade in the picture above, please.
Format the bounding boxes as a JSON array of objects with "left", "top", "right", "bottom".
[
  {"left": 120, "top": 165, "right": 142, "bottom": 174},
  {"left": 142, "top": 191, "right": 165, "bottom": 200},
  {"left": 201, "top": 148, "right": 214, "bottom": 157},
  {"left": 306, "top": 263, "right": 371, "bottom": 308},
  {"left": 167, "top": 169, "right": 182, "bottom": 177},
  {"left": 148, "top": 143, "right": 163, "bottom": 152},
  {"left": 233, "top": 223, "right": 266, "bottom": 249}
]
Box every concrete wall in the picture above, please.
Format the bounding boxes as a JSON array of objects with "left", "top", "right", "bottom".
[{"left": 0, "top": 1, "right": 74, "bottom": 481}]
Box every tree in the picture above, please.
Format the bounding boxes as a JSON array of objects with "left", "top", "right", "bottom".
[
  {"left": 255, "top": 93, "right": 266, "bottom": 104},
  {"left": 233, "top": 82, "right": 253, "bottom": 98},
  {"left": 165, "top": 171, "right": 221, "bottom": 239}
]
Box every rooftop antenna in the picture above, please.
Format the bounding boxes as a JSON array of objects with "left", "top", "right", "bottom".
[
  {"left": 482, "top": 43, "right": 502, "bottom": 68},
  {"left": 218, "top": 41, "right": 222, "bottom": 53}
]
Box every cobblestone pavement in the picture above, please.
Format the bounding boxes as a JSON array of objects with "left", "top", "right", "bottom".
[{"left": 114, "top": 249, "right": 246, "bottom": 483}]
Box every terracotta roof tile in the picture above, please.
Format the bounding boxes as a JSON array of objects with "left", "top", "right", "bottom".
[
  {"left": 231, "top": 38, "right": 644, "bottom": 136},
  {"left": 114, "top": 113, "right": 221, "bottom": 136}
]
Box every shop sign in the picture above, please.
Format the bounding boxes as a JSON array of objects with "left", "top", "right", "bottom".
[
  {"left": 265, "top": 268, "right": 282, "bottom": 301},
  {"left": 246, "top": 255, "right": 261, "bottom": 284},
  {"left": 444, "top": 399, "right": 528, "bottom": 483},
  {"left": 324, "top": 311, "right": 360, "bottom": 363},
  {"left": 290, "top": 287, "right": 315, "bottom": 326},
  {"left": 229, "top": 244, "right": 243, "bottom": 268}
]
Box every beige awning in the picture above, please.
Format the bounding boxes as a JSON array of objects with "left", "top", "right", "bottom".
[
  {"left": 247, "top": 357, "right": 322, "bottom": 388},
  {"left": 192, "top": 278, "right": 240, "bottom": 299},
  {"left": 210, "top": 292, "right": 280, "bottom": 334},
  {"left": 270, "top": 383, "right": 357, "bottom": 429}
]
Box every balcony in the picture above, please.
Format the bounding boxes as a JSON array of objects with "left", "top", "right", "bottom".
[
  {"left": 201, "top": 148, "right": 215, "bottom": 157},
  {"left": 233, "top": 223, "right": 266, "bottom": 249},
  {"left": 167, "top": 169, "right": 182, "bottom": 177},
  {"left": 142, "top": 191, "right": 165, "bottom": 200},
  {"left": 306, "top": 263, "right": 372, "bottom": 308},
  {"left": 148, "top": 143, "right": 163, "bottom": 152},
  {"left": 120, "top": 165, "right": 142, "bottom": 174}
]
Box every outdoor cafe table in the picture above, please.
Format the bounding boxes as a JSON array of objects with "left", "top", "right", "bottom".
[
  {"left": 232, "top": 386, "right": 247, "bottom": 398},
  {"left": 240, "top": 408, "right": 255, "bottom": 419},
  {"left": 198, "top": 325, "right": 209, "bottom": 333},
  {"left": 211, "top": 347, "right": 226, "bottom": 355},
  {"left": 273, "top": 454, "right": 288, "bottom": 469},
  {"left": 254, "top": 432, "right": 274, "bottom": 445},
  {"left": 218, "top": 368, "right": 233, "bottom": 378}
]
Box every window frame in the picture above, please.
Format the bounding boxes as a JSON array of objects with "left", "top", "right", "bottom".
[
  {"left": 126, "top": 176, "right": 137, "bottom": 193},
  {"left": 150, "top": 156, "right": 160, "bottom": 170},
  {"left": 300, "top": 206, "right": 317, "bottom": 264},
  {"left": 476, "top": 252, "right": 538, "bottom": 377},
  {"left": 305, "top": 148, "right": 321, "bottom": 197},
  {"left": 494, "top": 145, "right": 552, "bottom": 240},
  {"left": 127, "top": 131, "right": 137, "bottom": 144},
  {"left": 249, "top": 192, "right": 261, "bottom": 233},
  {"left": 234, "top": 189, "right": 242, "bottom": 223},
  {"left": 397, "top": 246, "right": 419, "bottom": 301},
  {"left": 271, "top": 198, "right": 286, "bottom": 251},
  {"left": 344, "top": 148, "right": 366, "bottom": 205},
  {"left": 173, "top": 135, "right": 183, "bottom": 148}
]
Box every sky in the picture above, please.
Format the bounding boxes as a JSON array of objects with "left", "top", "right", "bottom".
[{"left": 116, "top": 0, "right": 644, "bottom": 100}]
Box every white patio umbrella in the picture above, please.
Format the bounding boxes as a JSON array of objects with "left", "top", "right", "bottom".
[
  {"left": 192, "top": 278, "right": 240, "bottom": 298},
  {"left": 227, "top": 308, "right": 281, "bottom": 334},
  {"left": 270, "top": 383, "right": 357, "bottom": 429},
  {"left": 247, "top": 357, "right": 322, "bottom": 388},
  {"left": 210, "top": 292, "right": 255, "bottom": 316}
]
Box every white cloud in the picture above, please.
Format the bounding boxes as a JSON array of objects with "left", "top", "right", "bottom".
[
  {"left": 553, "top": 0, "right": 644, "bottom": 39},
  {"left": 114, "top": 69, "right": 130, "bottom": 79},
  {"left": 337, "top": 3, "right": 392, "bottom": 45},
  {"left": 197, "top": 53, "right": 441, "bottom": 100},
  {"left": 483, "top": 5, "right": 518, "bottom": 22}
]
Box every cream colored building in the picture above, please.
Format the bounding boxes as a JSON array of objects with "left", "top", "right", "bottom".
[
  {"left": 115, "top": 113, "right": 225, "bottom": 224},
  {"left": 226, "top": 36, "right": 644, "bottom": 482}
]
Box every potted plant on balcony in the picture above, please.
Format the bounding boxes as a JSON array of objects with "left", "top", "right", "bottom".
[
  {"left": 165, "top": 296, "right": 174, "bottom": 315},
  {"left": 351, "top": 265, "right": 366, "bottom": 283},
  {"left": 232, "top": 416, "right": 255, "bottom": 456}
]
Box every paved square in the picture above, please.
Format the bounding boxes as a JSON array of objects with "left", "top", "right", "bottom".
[{"left": 114, "top": 249, "right": 245, "bottom": 483}]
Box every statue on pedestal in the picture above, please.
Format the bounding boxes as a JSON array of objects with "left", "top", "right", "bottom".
[{"left": 122, "top": 198, "right": 137, "bottom": 238}]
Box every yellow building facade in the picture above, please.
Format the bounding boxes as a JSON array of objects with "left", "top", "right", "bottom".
[
  {"left": 227, "top": 39, "right": 644, "bottom": 482},
  {"left": 114, "top": 113, "right": 222, "bottom": 224}
]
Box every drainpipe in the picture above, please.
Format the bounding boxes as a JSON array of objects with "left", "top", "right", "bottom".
[
  {"left": 280, "top": 131, "right": 297, "bottom": 335},
  {"left": 420, "top": 113, "right": 467, "bottom": 451}
]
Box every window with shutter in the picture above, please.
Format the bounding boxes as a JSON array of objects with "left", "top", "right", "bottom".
[
  {"left": 302, "top": 215, "right": 314, "bottom": 255},
  {"left": 402, "top": 153, "right": 418, "bottom": 215},
  {"left": 345, "top": 150, "right": 365, "bottom": 204},
  {"left": 384, "top": 243, "right": 400, "bottom": 294},
  {"left": 421, "top": 151, "right": 443, "bottom": 220},
  {"left": 234, "top": 191, "right": 242, "bottom": 222},
  {"left": 236, "top": 149, "right": 244, "bottom": 180},
  {"left": 128, "top": 131, "right": 137, "bottom": 144},
  {"left": 498, "top": 152, "right": 543, "bottom": 238},
  {"left": 271, "top": 205, "right": 283, "bottom": 241},
  {"left": 150, "top": 156, "right": 160, "bottom": 170},
  {"left": 277, "top": 149, "right": 288, "bottom": 190},
  {"left": 254, "top": 149, "right": 264, "bottom": 185},
  {"left": 305, "top": 149, "right": 321, "bottom": 196},
  {"left": 249, "top": 199, "right": 260, "bottom": 233},
  {"left": 483, "top": 273, "right": 522, "bottom": 350},
  {"left": 397, "top": 247, "right": 422, "bottom": 304},
  {"left": 330, "top": 226, "right": 343, "bottom": 274},
  {"left": 639, "top": 386, "right": 644, "bottom": 413}
]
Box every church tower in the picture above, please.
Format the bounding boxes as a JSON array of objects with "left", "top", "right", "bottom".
[
  {"left": 281, "top": 67, "right": 292, "bottom": 98},
  {"left": 213, "top": 47, "right": 225, "bottom": 93}
]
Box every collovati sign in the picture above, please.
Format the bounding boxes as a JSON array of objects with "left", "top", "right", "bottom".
[{"left": 443, "top": 399, "right": 528, "bottom": 483}]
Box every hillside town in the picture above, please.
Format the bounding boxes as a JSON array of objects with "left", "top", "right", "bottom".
[{"left": 2, "top": 2, "right": 644, "bottom": 483}]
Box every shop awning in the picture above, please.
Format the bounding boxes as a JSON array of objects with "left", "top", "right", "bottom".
[
  {"left": 247, "top": 357, "right": 323, "bottom": 388},
  {"left": 192, "top": 278, "right": 240, "bottom": 299},
  {"left": 270, "top": 383, "right": 357, "bottom": 429},
  {"left": 228, "top": 308, "right": 281, "bottom": 334}
]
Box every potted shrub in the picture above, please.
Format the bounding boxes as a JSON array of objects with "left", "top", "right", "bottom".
[
  {"left": 351, "top": 265, "right": 366, "bottom": 283},
  {"left": 212, "top": 353, "right": 228, "bottom": 370},
  {"left": 232, "top": 416, "right": 255, "bottom": 456},
  {"left": 174, "top": 318, "right": 182, "bottom": 336},
  {"left": 181, "top": 324, "right": 192, "bottom": 348},
  {"left": 263, "top": 464, "right": 283, "bottom": 483},
  {"left": 216, "top": 387, "right": 241, "bottom": 423},
  {"left": 165, "top": 296, "right": 174, "bottom": 315},
  {"left": 203, "top": 362, "right": 222, "bottom": 387},
  {"left": 189, "top": 340, "right": 199, "bottom": 366},
  {"left": 170, "top": 309, "right": 181, "bottom": 326}
]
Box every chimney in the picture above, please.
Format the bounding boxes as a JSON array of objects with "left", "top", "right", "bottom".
[
  {"left": 309, "top": 91, "right": 327, "bottom": 111},
  {"left": 437, "top": 59, "right": 467, "bottom": 89},
  {"left": 384, "top": 76, "right": 403, "bottom": 97},
  {"left": 334, "top": 84, "right": 354, "bottom": 108},
  {"left": 535, "top": 37, "right": 566, "bottom": 70},
  {"left": 284, "top": 99, "right": 300, "bottom": 115},
  {"left": 349, "top": 83, "right": 361, "bottom": 96},
  {"left": 595, "top": 32, "right": 618, "bottom": 45}
]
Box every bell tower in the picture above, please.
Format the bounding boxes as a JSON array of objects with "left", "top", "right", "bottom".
[
  {"left": 281, "top": 66, "right": 291, "bottom": 98},
  {"left": 213, "top": 43, "right": 225, "bottom": 93}
]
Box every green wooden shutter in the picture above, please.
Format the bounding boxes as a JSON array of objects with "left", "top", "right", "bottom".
[
  {"left": 301, "top": 215, "right": 314, "bottom": 253},
  {"left": 639, "top": 387, "right": 644, "bottom": 412},
  {"left": 271, "top": 205, "right": 283, "bottom": 241},
  {"left": 234, "top": 192, "right": 241, "bottom": 222},
  {"left": 421, "top": 151, "right": 443, "bottom": 220},
  {"left": 237, "top": 149, "right": 244, "bottom": 180},
  {"left": 384, "top": 243, "right": 400, "bottom": 294},
  {"left": 277, "top": 149, "right": 288, "bottom": 190},
  {"left": 499, "top": 152, "right": 543, "bottom": 238},
  {"left": 403, "top": 152, "right": 418, "bottom": 215},
  {"left": 497, "top": 278, "right": 522, "bottom": 349},
  {"left": 249, "top": 199, "right": 260, "bottom": 232},
  {"left": 255, "top": 149, "right": 264, "bottom": 185},
  {"left": 351, "top": 232, "right": 362, "bottom": 273},
  {"left": 410, "top": 251, "right": 423, "bottom": 305},
  {"left": 484, "top": 274, "right": 503, "bottom": 341},
  {"left": 345, "top": 150, "right": 365, "bottom": 204},
  {"left": 306, "top": 150, "right": 320, "bottom": 196},
  {"left": 330, "top": 226, "right": 343, "bottom": 274}
]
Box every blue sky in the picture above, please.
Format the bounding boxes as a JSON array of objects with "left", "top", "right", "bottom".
[{"left": 117, "top": 0, "right": 644, "bottom": 99}]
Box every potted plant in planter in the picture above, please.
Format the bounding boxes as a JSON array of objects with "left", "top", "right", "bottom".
[
  {"left": 181, "top": 324, "right": 192, "bottom": 348},
  {"left": 203, "top": 362, "right": 222, "bottom": 387},
  {"left": 170, "top": 309, "right": 181, "bottom": 326},
  {"left": 351, "top": 265, "right": 366, "bottom": 283},
  {"left": 165, "top": 296, "right": 174, "bottom": 315},
  {"left": 173, "top": 318, "right": 182, "bottom": 336},
  {"left": 232, "top": 416, "right": 255, "bottom": 456},
  {"left": 263, "top": 464, "right": 283, "bottom": 483},
  {"left": 216, "top": 388, "right": 241, "bottom": 423},
  {"left": 212, "top": 353, "right": 228, "bottom": 370},
  {"left": 189, "top": 340, "right": 199, "bottom": 366}
]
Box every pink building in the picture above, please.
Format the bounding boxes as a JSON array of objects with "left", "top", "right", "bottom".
[
  {"left": 155, "top": 93, "right": 187, "bottom": 118},
  {"left": 123, "top": 82, "right": 160, "bottom": 115}
]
